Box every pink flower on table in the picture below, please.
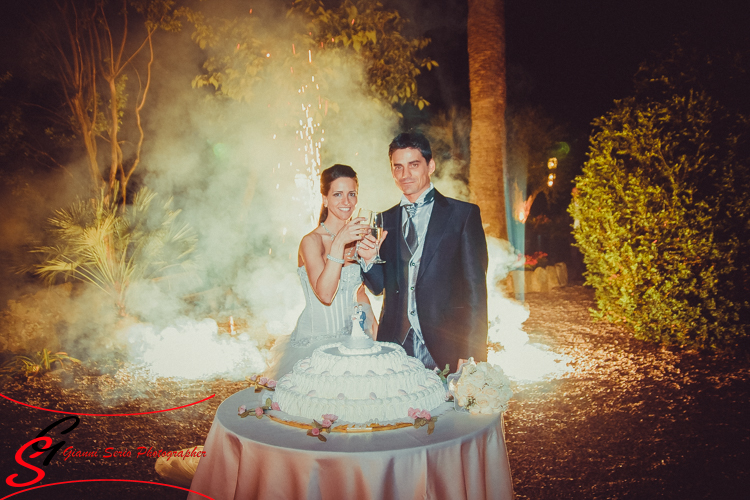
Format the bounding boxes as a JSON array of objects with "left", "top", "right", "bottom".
[
  {"left": 322, "top": 414, "right": 338, "bottom": 422},
  {"left": 407, "top": 408, "right": 419, "bottom": 419},
  {"left": 238, "top": 405, "right": 247, "bottom": 415},
  {"left": 417, "top": 410, "right": 431, "bottom": 420},
  {"left": 259, "top": 377, "right": 269, "bottom": 385},
  {"left": 255, "top": 407, "right": 264, "bottom": 417},
  {"left": 311, "top": 427, "right": 320, "bottom": 436},
  {"left": 271, "top": 402, "right": 280, "bottom": 411},
  {"left": 267, "top": 379, "right": 277, "bottom": 388},
  {"left": 321, "top": 419, "right": 332, "bottom": 428}
]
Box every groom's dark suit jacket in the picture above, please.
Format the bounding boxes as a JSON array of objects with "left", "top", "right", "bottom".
[{"left": 364, "top": 189, "right": 488, "bottom": 371}]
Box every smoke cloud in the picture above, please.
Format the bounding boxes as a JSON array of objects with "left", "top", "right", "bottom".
[{"left": 1, "top": 0, "right": 569, "bottom": 386}]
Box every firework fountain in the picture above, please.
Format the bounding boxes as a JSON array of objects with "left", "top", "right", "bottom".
[{"left": 111, "top": 7, "right": 568, "bottom": 385}]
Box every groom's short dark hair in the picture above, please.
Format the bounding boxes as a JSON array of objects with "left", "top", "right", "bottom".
[{"left": 389, "top": 132, "right": 433, "bottom": 164}]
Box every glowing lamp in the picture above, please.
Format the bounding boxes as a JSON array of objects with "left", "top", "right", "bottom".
[{"left": 547, "top": 157, "right": 557, "bottom": 169}]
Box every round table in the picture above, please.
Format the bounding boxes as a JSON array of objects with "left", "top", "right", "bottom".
[{"left": 188, "top": 388, "right": 514, "bottom": 500}]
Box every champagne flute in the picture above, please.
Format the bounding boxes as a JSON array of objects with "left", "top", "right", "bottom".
[
  {"left": 370, "top": 212, "right": 386, "bottom": 264},
  {"left": 356, "top": 208, "right": 373, "bottom": 222},
  {"left": 356, "top": 208, "right": 385, "bottom": 264},
  {"left": 353, "top": 208, "right": 373, "bottom": 262}
]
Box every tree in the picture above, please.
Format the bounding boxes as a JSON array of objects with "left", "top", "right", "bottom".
[
  {"left": 467, "top": 0, "right": 506, "bottom": 239},
  {"left": 30, "top": 0, "right": 192, "bottom": 204},
  {"left": 506, "top": 106, "right": 569, "bottom": 223},
  {"left": 191, "top": 0, "right": 436, "bottom": 108}
]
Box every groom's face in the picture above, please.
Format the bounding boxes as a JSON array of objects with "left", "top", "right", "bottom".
[{"left": 390, "top": 148, "right": 436, "bottom": 202}]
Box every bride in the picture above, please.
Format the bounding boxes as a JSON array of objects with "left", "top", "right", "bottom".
[
  {"left": 155, "top": 165, "right": 384, "bottom": 487},
  {"left": 266, "top": 164, "right": 384, "bottom": 379}
]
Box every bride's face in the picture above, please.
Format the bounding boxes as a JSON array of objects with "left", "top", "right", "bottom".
[{"left": 324, "top": 177, "right": 358, "bottom": 221}]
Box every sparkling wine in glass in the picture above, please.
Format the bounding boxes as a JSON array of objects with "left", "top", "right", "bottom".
[{"left": 370, "top": 212, "right": 386, "bottom": 264}]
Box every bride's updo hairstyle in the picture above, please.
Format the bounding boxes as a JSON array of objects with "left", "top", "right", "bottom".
[{"left": 319, "top": 164, "right": 358, "bottom": 224}]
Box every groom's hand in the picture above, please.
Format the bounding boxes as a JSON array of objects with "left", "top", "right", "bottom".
[{"left": 357, "top": 230, "right": 388, "bottom": 263}]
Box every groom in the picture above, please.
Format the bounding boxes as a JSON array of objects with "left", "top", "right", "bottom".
[{"left": 358, "top": 132, "right": 488, "bottom": 371}]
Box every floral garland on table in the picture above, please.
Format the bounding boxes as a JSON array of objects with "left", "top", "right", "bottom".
[
  {"left": 448, "top": 358, "right": 513, "bottom": 415},
  {"left": 238, "top": 398, "right": 280, "bottom": 419},
  {"left": 237, "top": 375, "right": 279, "bottom": 419},
  {"left": 408, "top": 408, "right": 437, "bottom": 434},
  {"left": 307, "top": 414, "right": 339, "bottom": 442},
  {"left": 249, "top": 375, "right": 277, "bottom": 392}
]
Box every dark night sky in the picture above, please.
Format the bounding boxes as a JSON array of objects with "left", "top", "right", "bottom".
[
  {"left": 2, "top": 0, "right": 749, "bottom": 157},
  {"left": 396, "top": 0, "right": 750, "bottom": 141}
]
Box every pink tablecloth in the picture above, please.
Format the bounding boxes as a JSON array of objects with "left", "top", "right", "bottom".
[{"left": 188, "top": 388, "right": 513, "bottom": 500}]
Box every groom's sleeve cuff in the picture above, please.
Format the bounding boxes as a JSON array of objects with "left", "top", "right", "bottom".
[{"left": 358, "top": 256, "right": 374, "bottom": 273}]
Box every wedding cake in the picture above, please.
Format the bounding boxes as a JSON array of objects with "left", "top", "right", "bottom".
[{"left": 273, "top": 306, "right": 445, "bottom": 424}]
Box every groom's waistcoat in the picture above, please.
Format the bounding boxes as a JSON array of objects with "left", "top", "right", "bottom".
[{"left": 396, "top": 225, "right": 413, "bottom": 344}]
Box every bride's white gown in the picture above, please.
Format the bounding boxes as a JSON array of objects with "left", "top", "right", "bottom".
[{"left": 266, "top": 264, "right": 368, "bottom": 379}]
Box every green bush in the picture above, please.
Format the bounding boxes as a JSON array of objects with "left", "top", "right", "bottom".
[{"left": 570, "top": 89, "right": 750, "bottom": 351}]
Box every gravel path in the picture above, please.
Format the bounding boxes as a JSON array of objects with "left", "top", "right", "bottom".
[{"left": 1, "top": 285, "right": 748, "bottom": 499}]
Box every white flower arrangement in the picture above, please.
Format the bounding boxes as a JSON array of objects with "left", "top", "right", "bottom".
[{"left": 448, "top": 358, "right": 513, "bottom": 415}]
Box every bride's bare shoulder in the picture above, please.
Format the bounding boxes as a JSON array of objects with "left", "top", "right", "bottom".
[
  {"left": 300, "top": 228, "right": 325, "bottom": 249},
  {"left": 303, "top": 226, "right": 326, "bottom": 241}
]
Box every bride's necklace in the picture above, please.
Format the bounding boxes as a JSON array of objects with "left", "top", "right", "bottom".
[{"left": 320, "top": 222, "right": 337, "bottom": 241}]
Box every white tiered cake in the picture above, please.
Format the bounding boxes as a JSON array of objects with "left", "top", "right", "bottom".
[{"left": 273, "top": 306, "right": 445, "bottom": 424}]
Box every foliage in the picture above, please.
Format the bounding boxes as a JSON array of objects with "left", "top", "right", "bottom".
[
  {"left": 0, "top": 72, "right": 25, "bottom": 160},
  {"left": 32, "top": 185, "right": 198, "bottom": 314},
  {"left": 570, "top": 88, "right": 750, "bottom": 350},
  {"left": 506, "top": 106, "right": 571, "bottom": 222},
  {"left": 2, "top": 349, "right": 80, "bottom": 378},
  {"left": 633, "top": 38, "right": 750, "bottom": 116},
  {"left": 295, "top": 0, "right": 436, "bottom": 108},
  {"left": 28, "top": 0, "right": 197, "bottom": 202},
  {"left": 188, "top": 11, "right": 266, "bottom": 103},
  {"left": 191, "top": 0, "right": 436, "bottom": 108},
  {"left": 421, "top": 107, "right": 471, "bottom": 184}
]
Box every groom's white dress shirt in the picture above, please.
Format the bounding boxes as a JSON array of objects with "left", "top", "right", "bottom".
[{"left": 399, "top": 183, "right": 435, "bottom": 347}]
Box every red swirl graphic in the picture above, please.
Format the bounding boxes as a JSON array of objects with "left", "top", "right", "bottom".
[
  {"left": 0, "top": 479, "right": 214, "bottom": 499},
  {"left": 0, "top": 392, "right": 215, "bottom": 416}
]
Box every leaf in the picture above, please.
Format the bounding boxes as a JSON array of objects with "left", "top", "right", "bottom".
[
  {"left": 318, "top": 434, "right": 327, "bottom": 442},
  {"left": 265, "top": 398, "right": 273, "bottom": 408},
  {"left": 427, "top": 421, "right": 435, "bottom": 435}
]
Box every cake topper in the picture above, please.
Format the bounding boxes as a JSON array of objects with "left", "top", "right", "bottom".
[{"left": 340, "top": 294, "right": 377, "bottom": 351}]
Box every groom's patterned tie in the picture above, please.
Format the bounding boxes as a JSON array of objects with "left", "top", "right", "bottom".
[{"left": 403, "top": 204, "right": 418, "bottom": 254}]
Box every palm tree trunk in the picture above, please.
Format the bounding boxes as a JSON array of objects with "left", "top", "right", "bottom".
[{"left": 467, "top": 0, "right": 507, "bottom": 239}]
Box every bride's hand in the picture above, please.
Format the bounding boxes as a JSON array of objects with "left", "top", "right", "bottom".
[
  {"left": 335, "top": 217, "right": 369, "bottom": 245},
  {"left": 357, "top": 230, "right": 388, "bottom": 262}
]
